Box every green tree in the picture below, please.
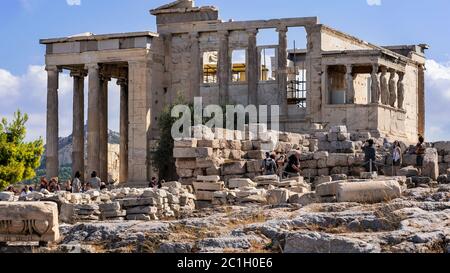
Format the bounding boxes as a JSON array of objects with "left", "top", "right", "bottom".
[{"left": 0, "top": 111, "right": 44, "bottom": 190}]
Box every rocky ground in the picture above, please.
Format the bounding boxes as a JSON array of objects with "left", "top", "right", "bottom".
[{"left": 5, "top": 184, "right": 447, "bottom": 254}]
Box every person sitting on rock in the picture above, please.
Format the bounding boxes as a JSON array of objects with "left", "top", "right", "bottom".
[
  {"left": 150, "top": 177, "right": 158, "bottom": 188},
  {"left": 39, "top": 177, "right": 48, "bottom": 192},
  {"left": 415, "top": 136, "right": 426, "bottom": 176},
  {"left": 87, "top": 171, "right": 101, "bottom": 190},
  {"left": 48, "top": 178, "right": 60, "bottom": 193},
  {"left": 20, "top": 186, "right": 29, "bottom": 198},
  {"left": 284, "top": 153, "right": 301, "bottom": 178}
]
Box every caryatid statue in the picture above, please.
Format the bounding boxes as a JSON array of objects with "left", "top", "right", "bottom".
[
  {"left": 380, "top": 66, "right": 389, "bottom": 105},
  {"left": 397, "top": 71, "right": 405, "bottom": 109},
  {"left": 389, "top": 68, "right": 397, "bottom": 107},
  {"left": 371, "top": 64, "right": 380, "bottom": 104}
]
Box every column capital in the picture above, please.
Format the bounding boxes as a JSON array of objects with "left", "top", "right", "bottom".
[
  {"left": 276, "top": 25, "right": 288, "bottom": 33},
  {"left": 397, "top": 71, "right": 405, "bottom": 78},
  {"left": 190, "top": 32, "right": 200, "bottom": 40},
  {"left": 85, "top": 63, "right": 99, "bottom": 71},
  {"left": 117, "top": 78, "right": 128, "bottom": 86},
  {"left": 45, "top": 65, "right": 60, "bottom": 73},
  {"left": 247, "top": 29, "right": 258, "bottom": 37},
  {"left": 218, "top": 30, "right": 230, "bottom": 38},
  {"left": 70, "top": 69, "right": 87, "bottom": 78},
  {"left": 345, "top": 64, "right": 353, "bottom": 72}
]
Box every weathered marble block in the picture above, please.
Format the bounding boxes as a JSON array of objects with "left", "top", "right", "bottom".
[{"left": 0, "top": 202, "right": 59, "bottom": 243}]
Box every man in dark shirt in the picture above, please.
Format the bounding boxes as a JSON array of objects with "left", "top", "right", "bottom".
[
  {"left": 363, "top": 139, "right": 377, "bottom": 172},
  {"left": 415, "top": 136, "right": 426, "bottom": 175}
]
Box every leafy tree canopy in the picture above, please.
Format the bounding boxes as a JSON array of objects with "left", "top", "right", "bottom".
[{"left": 0, "top": 111, "right": 44, "bottom": 190}]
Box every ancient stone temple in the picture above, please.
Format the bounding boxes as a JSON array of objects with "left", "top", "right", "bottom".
[{"left": 40, "top": 0, "right": 427, "bottom": 185}]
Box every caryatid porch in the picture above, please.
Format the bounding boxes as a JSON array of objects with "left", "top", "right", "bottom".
[{"left": 40, "top": 32, "right": 157, "bottom": 184}]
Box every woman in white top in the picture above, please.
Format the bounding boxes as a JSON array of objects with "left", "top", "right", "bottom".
[{"left": 392, "top": 141, "right": 403, "bottom": 176}]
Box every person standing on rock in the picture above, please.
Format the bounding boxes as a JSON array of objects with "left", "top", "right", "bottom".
[
  {"left": 415, "top": 136, "right": 426, "bottom": 176},
  {"left": 72, "top": 172, "right": 82, "bottom": 193},
  {"left": 363, "top": 139, "right": 377, "bottom": 173},
  {"left": 261, "top": 152, "right": 277, "bottom": 176},
  {"left": 284, "top": 153, "right": 301, "bottom": 178},
  {"left": 87, "top": 171, "right": 101, "bottom": 190},
  {"left": 392, "top": 141, "right": 403, "bottom": 176}
]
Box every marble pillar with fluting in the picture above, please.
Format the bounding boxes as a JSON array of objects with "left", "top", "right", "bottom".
[
  {"left": 345, "top": 64, "right": 355, "bottom": 104},
  {"left": 277, "top": 26, "right": 288, "bottom": 126},
  {"left": 380, "top": 66, "right": 389, "bottom": 105},
  {"left": 99, "top": 74, "right": 110, "bottom": 183},
  {"left": 218, "top": 30, "right": 230, "bottom": 105},
  {"left": 247, "top": 29, "right": 259, "bottom": 106},
  {"left": 86, "top": 64, "right": 100, "bottom": 177},
  {"left": 190, "top": 32, "right": 200, "bottom": 99},
  {"left": 118, "top": 78, "right": 129, "bottom": 183},
  {"left": 371, "top": 64, "right": 380, "bottom": 104},
  {"left": 397, "top": 72, "right": 405, "bottom": 109},
  {"left": 389, "top": 69, "right": 397, "bottom": 108},
  {"left": 46, "top": 66, "right": 59, "bottom": 179},
  {"left": 70, "top": 69, "right": 86, "bottom": 181}
]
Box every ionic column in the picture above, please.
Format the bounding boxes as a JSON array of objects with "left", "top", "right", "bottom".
[
  {"left": 345, "top": 64, "right": 355, "bottom": 104},
  {"left": 190, "top": 32, "right": 200, "bottom": 100},
  {"left": 277, "top": 26, "right": 288, "bottom": 124},
  {"left": 46, "top": 65, "right": 59, "bottom": 179},
  {"left": 371, "top": 64, "right": 380, "bottom": 104},
  {"left": 86, "top": 64, "right": 100, "bottom": 178},
  {"left": 99, "top": 73, "right": 110, "bottom": 183},
  {"left": 389, "top": 68, "right": 397, "bottom": 108},
  {"left": 118, "top": 78, "right": 129, "bottom": 183},
  {"left": 397, "top": 71, "right": 405, "bottom": 109},
  {"left": 218, "top": 30, "right": 230, "bottom": 105},
  {"left": 71, "top": 69, "right": 86, "bottom": 181}
]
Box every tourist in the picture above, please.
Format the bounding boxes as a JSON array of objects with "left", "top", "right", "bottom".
[
  {"left": 64, "top": 179, "right": 72, "bottom": 192},
  {"left": 29, "top": 186, "right": 34, "bottom": 192},
  {"left": 20, "top": 186, "right": 29, "bottom": 198},
  {"left": 392, "top": 141, "right": 403, "bottom": 176},
  {"left": 150, "top": 177, "right": 158, "bottom": 188},
  {"left": 39, "top": 177, "right": 48, "bottom": 192},
  {"left": 100, "top": 182, "right": 107, "bottom": 191},
  {"left": 284, "top": 153, "right": 301, "bottom": 178},
  {"left": 48, "top": 178, "right": 60, "bottom": 193},
  {"left": 363, "top": 139, "right": 377, "bottom": 173},
  {"left": 415, "top": 136, "right": 426, "bottom": 176},
  {"left": 276, "top": 155, "right": 286, "bottom": 177},
  {"left": 72, "top": 172, "right": 82, "bottom": 193},
  {"left": 6, "top": 186, "right": 16, "bottom": 194},
  {"left": 261, "top": 152, "right": 277, "bottom": 176},
  {"left": 87, "top": 171, "right": 101, "bottom": 190}
]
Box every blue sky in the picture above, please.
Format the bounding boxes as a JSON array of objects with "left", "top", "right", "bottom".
[{"left": 1, "top": 0, "right": 450, "bottom": 141}]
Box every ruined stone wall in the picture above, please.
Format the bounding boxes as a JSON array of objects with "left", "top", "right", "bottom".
[{"left": 320, "top": 26, "right": 375, "bottom": 51}]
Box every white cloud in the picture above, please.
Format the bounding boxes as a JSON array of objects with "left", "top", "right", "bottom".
[
  {"left": 425, "top": 59, "right": 450, "bottom": 141},
  {"left": 66, "top": 0, "right": 81, "bottom": 6},
  {"left": 367, "top": 0, "right": 382, "bottom": 6},
  {"left": 0, "top": 68, "right": 21, "bottom": 99}
]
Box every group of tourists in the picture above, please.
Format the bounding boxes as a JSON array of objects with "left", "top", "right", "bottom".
[
  {"left": 362, "top": 135, "right": 427, "bottom": 176},
  {"left": 261, "top": 150, "right": 302, "bottom": 179},
  {"left": 37, "top": 170, "right": 106, "bottom": 194},
  {"left": 260, "top": 135, "right": 427, "bottom": 179}
]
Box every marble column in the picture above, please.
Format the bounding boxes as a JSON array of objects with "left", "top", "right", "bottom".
[
  {"left": 247, "top": 29, "right": 259, "bottom": 106},
  {"left": 345, "top": 64, "right": 355, "bottom": 104},
  {"left": 46, "top": 66, "right": 59, "bottom": 179},
  {"left": 190, "top": 32, "right": 200, "bottom": 100},
  {"left": 70, "top": 69, "right": 86, "bottom": 181},
  {"left": 371, "top": 64, "right": 380, "bottom": 104},
  {"left": 277, "top": 26, "right": 288, "bottom": 126},
  {"left": 86, "top": 64, "right": 100, "bottom": 178},
  {"left": 99, "top": 74, "right": 110, "bottom": 183},
  {"left": 397, "top": 71, "right": 405, "bottom": 109},
  {"left": 118, "top": 78, "right": 129, "bottom": 183},
  {"left": 218, "top": 30, "right": 230, "bottom": 105},
  {"left": 380, "top": 66, "right": 389, "bottom": 105},
  {"left": 389, "top": 69, "right": 397, "bottom": 108}
]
